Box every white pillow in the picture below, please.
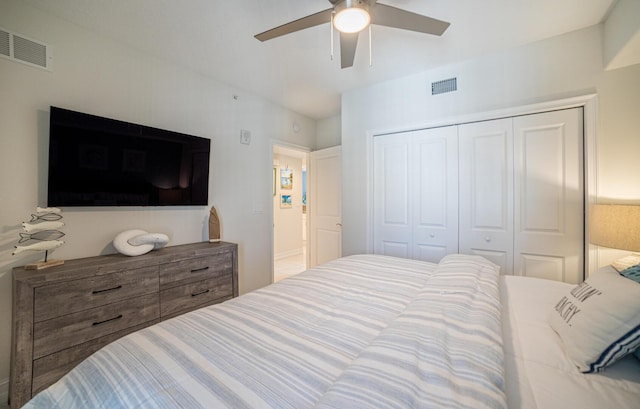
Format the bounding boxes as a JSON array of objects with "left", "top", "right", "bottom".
[
  {"left": 548, "top": 267, "right": 640, "bottom": 373},
  {"left": 611, "top": 253, "right": 640, "bottom": 272}
]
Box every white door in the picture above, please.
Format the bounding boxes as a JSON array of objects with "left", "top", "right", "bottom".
[
  {"left": 413, "top": 127, "right": 459, "bottom": 262},
  {"left": 459, "top": 108, "right": 584, "bottom": 282},
  {"left": 459, "top": 118, "right": 515, "bottom": 274},
  {"left": 309, "top": 146, "right": 342, "bottom": 267},
  {"left": 513, "top": 108, "right": 584, "bottom": 283},
  {"left": 373, "top": 132, "right": 412, "bottom": 258},
  {"left": 374, "top": 126, "right": 458, "bottom": 263}
]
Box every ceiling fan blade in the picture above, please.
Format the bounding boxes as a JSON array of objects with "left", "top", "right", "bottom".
[
  {"left": 255, "top": 8, "right": 333, "bottom": 41},
  {"left": 340, "top": 32, "right": 359, "bottom": 69},
  {"left": 371, "top": 4, "right": 450, "bottom": 36}
]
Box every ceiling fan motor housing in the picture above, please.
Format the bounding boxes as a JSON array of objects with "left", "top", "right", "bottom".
[{"left": 334, "top": 0, "right": 370, "bottom": 13}]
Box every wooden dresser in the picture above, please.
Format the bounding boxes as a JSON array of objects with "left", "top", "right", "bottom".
[{"left": 10, "top": 241, "right": 238, "bottom": 409}]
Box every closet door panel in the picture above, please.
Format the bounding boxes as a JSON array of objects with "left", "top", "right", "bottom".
[
  {"left": 373, "top": 134, "right": 412, "bottom": 257},
  {"left": 468, "top": 249, "right": 509, "bottom": 275},
  {"left": 373, "top": 126, "right": 458, "bottom": 263},
  {"left": 513, "top": 108, "right": 584, "bottom": 283},
  {"left": 459, "top": 118, "right": 514, "bottom": 273},
  {"left": 416, "top": 244, "right": 447, "bottom": 262},
  {"left": 518, "top": 254, "right": 565, "bottom": 282},
  {"left": 412, "top": 127, "right": 458, "bottom": 263},
  {"left": 380, "top": 241, "right": 410, "bottom": 259}
]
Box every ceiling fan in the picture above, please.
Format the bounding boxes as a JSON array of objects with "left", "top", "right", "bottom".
[{"left": 255, "top": 0, "right": 450, "bottom": 69}]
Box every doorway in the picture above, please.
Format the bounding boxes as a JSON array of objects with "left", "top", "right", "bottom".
[{"left": 273, "top": 144, "right": 309, "bottom": 282}]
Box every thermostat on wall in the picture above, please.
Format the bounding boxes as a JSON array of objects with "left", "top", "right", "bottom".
[{"left": 240, "top": 129, "right": 251, "bottom": 145}]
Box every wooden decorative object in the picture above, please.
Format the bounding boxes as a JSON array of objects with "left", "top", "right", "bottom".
[
  {"left": 24, "top": 259, "right": 65, "bottom": 270},
  {"left": 209, "top": 206, "right": 221, "bottom": 242}
]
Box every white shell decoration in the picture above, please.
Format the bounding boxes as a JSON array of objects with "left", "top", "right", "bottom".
[{"left": 113, "top": 229, "right": 169, "bottom": 257}]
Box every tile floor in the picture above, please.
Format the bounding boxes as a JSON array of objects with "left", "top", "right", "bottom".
[{"left": 274, "top": 245, "right": 306, "bottom": 282}]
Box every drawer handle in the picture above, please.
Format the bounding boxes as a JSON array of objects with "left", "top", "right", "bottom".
[
  {"left": 92, "top": 314, "right": 123, "bottom": 326},
  {"left": 191, "top": 266, "right": 209, "bottom": 273},
  {"left": 92, "top": 285, "right": 123, "bottom": 295},
  {"left": 191, "top": 289, "right": 210, "bottom": 297}
]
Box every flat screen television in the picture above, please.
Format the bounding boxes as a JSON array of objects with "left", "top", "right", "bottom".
[{"left": 47, "top": 106, "right": 210, "bottom": 207}]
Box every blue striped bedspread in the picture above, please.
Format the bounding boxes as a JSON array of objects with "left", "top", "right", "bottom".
[{"left": 24, "top": 254, "right": 505, "bottom": 409}]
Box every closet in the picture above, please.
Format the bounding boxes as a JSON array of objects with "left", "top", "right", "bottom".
[{"left": 373, "top": 108, "right": 584, "bottom": 283}]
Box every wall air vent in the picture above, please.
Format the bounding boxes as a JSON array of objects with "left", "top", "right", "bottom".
[
  {"left": 0, "top": 27, "right": 52, "bottom": 71},
  {"left": 0, "top": 29, "right": 10, "bottom": 57},
  {"left": 431, "top": 77, "right": 457, "bottom": 95}
]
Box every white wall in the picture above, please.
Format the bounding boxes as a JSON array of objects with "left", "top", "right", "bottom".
[
  {"left": 273, "top": 154, "right": 304, "bottom": 258},
  {"left": 603, "top": 0, "right": 640, "bottom": 70},
  {"left": 0, "top": 0, "right": 316, "bottom": 389},
  {"left": 316, "top": 115, "right": 342, "bottom": 149},
  {"left": 341, "top": 25, "right": 640, "bottom": 261}
]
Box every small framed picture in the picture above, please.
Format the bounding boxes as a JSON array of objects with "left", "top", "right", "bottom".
[
  {"left": 280, "top": 168, "right": 293, "bottom": 190},
  {"left": 280, "top": 194, "right": 292, "bottom": 208}
]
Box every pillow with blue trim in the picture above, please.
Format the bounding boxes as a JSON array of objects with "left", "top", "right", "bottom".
[{"left": 548, "top": 265, "right": 640, "bottom": 373}]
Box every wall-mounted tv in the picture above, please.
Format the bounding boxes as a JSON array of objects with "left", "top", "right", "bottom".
[{"left": 47, "top": 106, "right": 210, "bottom": 207}]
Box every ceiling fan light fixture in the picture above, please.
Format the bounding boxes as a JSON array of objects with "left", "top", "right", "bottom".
[{"left": 333, "top": 6, "right": 370, "bottom": 34}]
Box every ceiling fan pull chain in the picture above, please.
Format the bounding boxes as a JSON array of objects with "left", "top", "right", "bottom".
[
  {"left": 330, "top": 12, "right": 335, "bottom": 61},
  {"left": 369, "top": 25, "right": 372, "bottom": 67}
]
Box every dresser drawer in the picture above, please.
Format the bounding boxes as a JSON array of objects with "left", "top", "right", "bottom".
[
  {"left": 160, "top": 275, "right": 232, "bottom": 318},
  {"left": 33, "top": 293, "right": 159, "bottom": 359},
  {"left": 159, "top": 252, "right": 233, "bottom": 287},
  {"left": 34, "top": 266, "right": 159, "bottom": 322},
  {"left": 31, "top": 319, "right": 158, "bottom": 395}
]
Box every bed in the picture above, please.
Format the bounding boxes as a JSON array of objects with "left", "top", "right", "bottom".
[{"left": 22, "top": 254, "right": 640, "bottom": 408}]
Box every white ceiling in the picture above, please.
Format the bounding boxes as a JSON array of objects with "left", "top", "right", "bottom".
[{"left": 24, "top": 0, "right": 616, "bottom": 120}]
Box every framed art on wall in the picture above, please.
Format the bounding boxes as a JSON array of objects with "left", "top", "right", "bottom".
[
  {"left": 280, "top": 168, "right": 293, "bottom": 190},
  {"left": 280, "top": 194, "right": 292, "bottom": 208}
]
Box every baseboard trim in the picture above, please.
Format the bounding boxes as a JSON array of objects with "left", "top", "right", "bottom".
[
  {"left": 275, "top": 248, "right": 303, "bottom": 260},
  {"left": 0, "top": 377, "right": 8, "bottom": 407}
]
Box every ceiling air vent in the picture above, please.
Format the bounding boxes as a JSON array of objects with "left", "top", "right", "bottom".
[
  {"left": 431, "top": 77, "right": 457, "bottom": 95},
  {"left": 0, "top": 27, "right": 52, "bottom": 71}
]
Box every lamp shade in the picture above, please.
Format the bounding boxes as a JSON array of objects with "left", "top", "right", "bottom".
[{"left": 589, "top": 204, "right": 640, "bottom": 251}]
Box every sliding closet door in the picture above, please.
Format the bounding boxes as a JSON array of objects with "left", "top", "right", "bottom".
[
  {"left": 513, "top": 108, "right": 584, "bottom": 283},
  {"left": 458, "top": 118, "right": 514, "bottom": 274},
  {"left": 373, "top": 126, "right": 458, "bottom": 263},
  {"left": 412, "top": 127, "right": 459, "bottom": 262},
  {"left": 373, "top": 132, "right": 412, "bottom": 258}
]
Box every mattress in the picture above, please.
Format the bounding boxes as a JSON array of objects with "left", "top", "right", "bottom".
[
  {"left": 501, "top": 275, "right": 640, "bottom": 409},
  {"left": 23, "top": 254, "right": 506, "bottom": 409}
]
